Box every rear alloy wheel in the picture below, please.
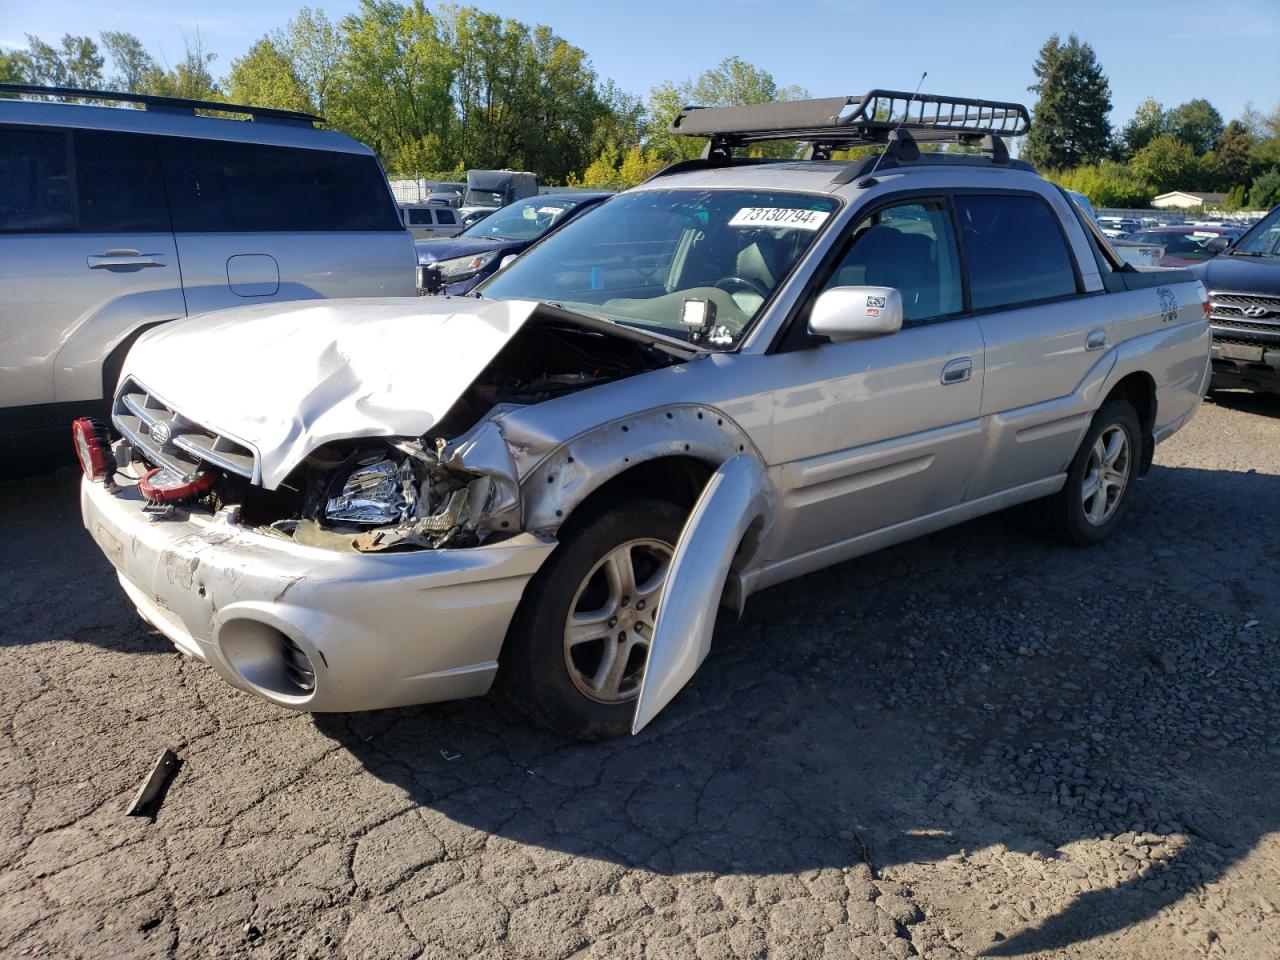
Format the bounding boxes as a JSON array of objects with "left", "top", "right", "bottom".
[
  {"left": 498, "top": 497, "right": 685, "bottom": 739},
  {"left": 1080, "top": 424, "right": 1131, "bottom": 526},
  {"left": 1032, "top": 398, "right": 1142, "bottom": 546}
]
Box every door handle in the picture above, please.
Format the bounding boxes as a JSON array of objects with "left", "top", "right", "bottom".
[
  {"left": 88, "top": 251, "right": 167, "bottom": 270},
  {"left": 1086, "top": 328, "right": 1108, "bottom": 351},
  {"left": 941, "top": 357, "right": 972, "bottom": 385}
]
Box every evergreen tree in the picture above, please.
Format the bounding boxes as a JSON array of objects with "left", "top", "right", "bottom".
[
  {"left": 1022, "top": 34, "right": 1113, "bottom": 170},
  {"left": 1212, "top": 121, "right": 1256, "bottom": 191}
]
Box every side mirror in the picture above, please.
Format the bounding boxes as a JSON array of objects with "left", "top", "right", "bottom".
[
  {"left": 1204, "top": 236, "right": 1231, "bottom": 254},
  {"left": 416, "top": 264, "right": 442, "bottom": 295},
  {"left": 808, "top": 286, "right": 904, "bottom": 342}
]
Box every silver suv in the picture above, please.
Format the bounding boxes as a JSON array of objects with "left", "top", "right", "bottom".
[
  {"left": 77, "top": 90, "right": 1211, "bottom": 739},
  {"left": 0, "top": 84, "right": 417, "bottom": 466}
]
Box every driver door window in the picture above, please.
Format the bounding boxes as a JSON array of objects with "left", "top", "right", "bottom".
[{"left": 823, "top": 200, "right": 963, "bottom": 326}]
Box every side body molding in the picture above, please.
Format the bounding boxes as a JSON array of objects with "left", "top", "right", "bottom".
[{"left": 632, "top": 453, "right": 772, "bottom": 734}]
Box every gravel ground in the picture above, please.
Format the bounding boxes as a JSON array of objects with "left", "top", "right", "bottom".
[{"left": 1, "top": 391, "right": 1278, "bottom": 960}]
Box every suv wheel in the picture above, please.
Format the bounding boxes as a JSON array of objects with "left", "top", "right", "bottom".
[
  {"left": 497, "top": 497, "right": 684, "bottom": 740},
  {"left": 1033, "top": 399, "right": 1142, "bottom": 545}
]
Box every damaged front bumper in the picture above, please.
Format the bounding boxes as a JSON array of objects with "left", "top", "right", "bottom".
[{"left": 81, "top": 472, "right": 556, "bottom": 712}]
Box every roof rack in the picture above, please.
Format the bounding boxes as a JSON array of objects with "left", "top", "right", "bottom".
[
  {"left": 0, "top": 83, "right": 324, "bottom": 126},
  {"left": 672, "top": 89, "right": 1029, "bottom": 161}
]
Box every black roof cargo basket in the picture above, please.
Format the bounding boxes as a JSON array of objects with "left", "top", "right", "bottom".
[
  {"left": 672, "top": 89, "right": 1029, "bottom": 160},
  {"left": 0, "top": 83, "right": 324, "bottom": 126}
]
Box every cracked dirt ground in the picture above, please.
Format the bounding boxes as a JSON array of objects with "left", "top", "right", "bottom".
[{"left": 1, "top": 392, "right": 1278, "bottom": 960}]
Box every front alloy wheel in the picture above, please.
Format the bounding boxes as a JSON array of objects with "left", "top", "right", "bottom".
[
  {"left": 563, "top": 539, "right": 671, "bottom": 702},
  {"left": 497, "top": 497, "right": 686, "bottom": 739}
]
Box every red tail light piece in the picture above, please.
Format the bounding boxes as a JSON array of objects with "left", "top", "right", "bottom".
[
  {"left": 139, "top": 466, "right": 220, "bottom": 503},
  {"left": 71, "top": 418, "right": 115, "bottom": 482}
]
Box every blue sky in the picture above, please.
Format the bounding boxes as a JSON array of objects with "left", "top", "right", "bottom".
[{"left": 4, "top": 0, "right": 1278, "bottom": 130}]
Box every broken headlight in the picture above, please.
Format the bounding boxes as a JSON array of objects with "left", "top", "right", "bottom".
[
  {"left": 434, "top": 250, "right": 498, "bottom": 282},
  {"left": 324, "top": 455, "right": 417, "bottom": 526}
]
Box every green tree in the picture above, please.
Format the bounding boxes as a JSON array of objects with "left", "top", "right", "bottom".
[
  {"left": 10, "top": 33, "right": 104, "bottom": 87},
  {"left": 276, "top": 7, "right": 343, "bottom": 116},
  {"left": 646, "top": 57, "right": 809, "bottom": 162},
  {"left": 142, "top": 33, "right": 221, "bottom": 100},
  {"left": 1203, "top": 120, "right": 1255, "bottom": 191},
  {"left": 1165, "top": 98, "right": 1224, "bottom": 154},
  {"left": 1223, "top": 184, "right": 1248, "bottom": 210},
  {"left": 329, "top": 0, "right": 456, "bottom": 175},
  {"left": 1049, "top": 161, "right": 1149, "bottom": 208},
  {"left": 0, "top": 51, "right": 23, "bottom": 82},
  {"left": 1129, "top": 134, "right": 1198, "bottom": 194},
  {"left": 228, "top": 39, "right": 312, "bottom": 112},
  {"left": 1249, "top": 170, "right": 1280, "bottom": 209},
  {"left": 100, "top": 31, "right": 155, "bottom": 92},
  {"left": 1119, "top": 97, "right": 1165, "bottom": 157},
  {"left": 1022, "top": 34, "right": 1113, "bottom": 170}
]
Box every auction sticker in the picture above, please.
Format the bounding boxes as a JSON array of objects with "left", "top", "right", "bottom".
[{"left": 729, "top": 207, "right": 830, "bottom": 230}]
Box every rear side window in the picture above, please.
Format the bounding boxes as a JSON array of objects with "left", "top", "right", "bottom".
[
  {"left": 436, "top": 208, "right": 457, "bottom": 225},
  {"left": 0, "top": 127, "right": 72, "bottom": 233},
  {"left": 407, "top": 208, "right": 433, "bottom": 225},
  {"left": 74, "top": 131, "right": 170, "bottom": 233},
  {"left": 955, "top": 194, "right": 1078, "bottom": 310},
  {"left": 160, "top": 138, "right": 402, "bottom": 232}
]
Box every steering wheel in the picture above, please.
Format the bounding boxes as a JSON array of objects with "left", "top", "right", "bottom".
[{"left": 714, "top": 276, "right": 770, "bottom": 299}]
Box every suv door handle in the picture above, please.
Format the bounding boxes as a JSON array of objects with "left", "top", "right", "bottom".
[
  {"left": 941, "top": 357, "right": 972, "bottom": 385},
  {"left": 88, "top": 251, "right": 167, "bottom": 270},
  {"left": 1086, "top": 328, "right": 1108, "bottom": 351}
]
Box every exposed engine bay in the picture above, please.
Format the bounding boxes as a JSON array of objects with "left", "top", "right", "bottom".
[{"left": 171, "top": 318, "right": 682, "bottom": 552}]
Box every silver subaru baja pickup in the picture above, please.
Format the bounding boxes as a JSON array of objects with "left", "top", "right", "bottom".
[{"left": 78, "top": 90, "right": 1211, "bottom": 739}]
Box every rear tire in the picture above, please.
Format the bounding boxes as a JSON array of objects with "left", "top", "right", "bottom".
[
  {"left": 1032, "top": 399, "right": 1142, "bottom": 546},
  {"left": 497, "top": 497, "right": 684, "bottom": 740}
]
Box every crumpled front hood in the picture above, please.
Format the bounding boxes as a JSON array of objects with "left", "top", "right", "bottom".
[{"left": 122, "top": 297, "right": 542, "bottom": 489}]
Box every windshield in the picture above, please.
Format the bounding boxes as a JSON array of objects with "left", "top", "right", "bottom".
[
  {"left": 464, "top": 189, "right": 504, "bottom": 208},
  {"left": 1127, "top": 229, "right": 1227, "bottom": 260},
  {"left": 480, "top": 189, "right": 840, "bottom": 349},
  {"left": 461, "top": 196, "right": 589, "bottom": 241},
  {"left": 1233, "top": 207, "right": 1280, "bottom": 257}
]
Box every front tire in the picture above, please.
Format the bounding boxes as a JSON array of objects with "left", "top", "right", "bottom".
[
  {"left": 497, "top": 497, "right": 684, "bottom": 739},
  {"left": 1033, "top": 399, "right": 1142, "bottom": 546}
]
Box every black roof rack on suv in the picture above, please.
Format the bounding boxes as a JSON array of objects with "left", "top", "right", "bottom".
[
  {"left": 673, "top": 90, "right": 1029, "bottom": 153},
  {"left": 0, "top": 83, "right": 323, "bottom": 126},
  {"left": 646, "top": 89, "right": 1034, "bottom": 184}
]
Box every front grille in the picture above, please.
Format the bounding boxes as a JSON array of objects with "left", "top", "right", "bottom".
[
  {"left": 1209, "top": 292, "right": 1280, "bottom": 321},
  {"left": 1208, "top": 291, "right": 1280, "bottom": 347},
  {"left": 112, "top": 377, "right": 256, "bottom": 480}
]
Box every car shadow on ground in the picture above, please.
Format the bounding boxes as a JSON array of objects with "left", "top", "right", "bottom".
[
  {"left": 312, "top": 464, "right": 1280, "bottom": 957},
  {"left": 1207, "top": 388, "right": 1280, "bottom": 418}
]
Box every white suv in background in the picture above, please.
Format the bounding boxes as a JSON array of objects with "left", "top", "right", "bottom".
[{"left": 0, "top": 83, "right": 417, "bottom": 469}]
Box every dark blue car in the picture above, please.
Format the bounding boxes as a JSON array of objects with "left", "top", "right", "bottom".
[{"left": 416, "top": 192, "right": 612, "bottom": 294}]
